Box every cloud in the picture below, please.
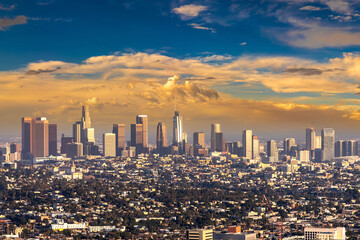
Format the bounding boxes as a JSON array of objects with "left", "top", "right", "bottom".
[
  {"left": 0, "top": 4, "right": 16, "bottom": 11},
  {"left": 173, "top": 4, "right": 208, "bottom": 20},
  {"left": 26, "top": 67, "right": 61, "bottom": 75},
  {"left": 240, "top": 42, "right": 247, "bottom": 46},
  {"left": 0, "top": 15, "right": 27, "bottom": 30},
  {"left": 283, "top": 67, "right": 323, "bottom": 75},
  {"left": 299, "top": 5, "right": 322, "bottom": 11},
  {"left": 321, "top": 0, "right": 351, "bottom": 14},
  {"left": 188, "top": 23, "right": 215, "bottom": 33}
]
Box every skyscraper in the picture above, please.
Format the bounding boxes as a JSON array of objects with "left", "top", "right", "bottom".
[
  {"left": 193, "top": 132, "right": 205, "bottom": 148},
  {"left": 306, "top": 128, "right": 315, "bottom": 150},
  {"left": 81, "top": 105, "right": 91, "bottom": 129},
  {"left": 49, "top": 123, "right": 57, "bottom": 156},
  {"left": 211, "top": 123, "right": 221, "bottom": 152},
  {"left": 103, "top": 133, "right": 116, "bottom": 157},
  {"left": 267, "top": 140, "right": 278, "bottom": 161},
  {"left": 173, "top": 111, "right": 183, "bottom": 145},
  {"left": 131, "top": 123, "right": 143, "bottom": 154},
  {"left": 321, "top": 128, "right": 335, "bottom": 161},
  {"left": 72, "top": 121, "right": 82, "bottom": 143},
  {"left": 252, "top": 135, "right": 260, "bottom": 159},
  {"left": 61, "top": 134, "right": 73, "bottom": 154},
  {"left": 156, "top": 122, "right": 167, "bottom": 155},
  {"left": 242, "top": 130, "right": 252, "bottom": 158},
  {"left": 32, "top": 117, "right": 49, "bottom": 158},
  {"left": 136, "top": 115, "right": 148, "bottom": 148},
  {"left": 335, "top": 140, "right": 343, "bottom": 157},
  {"left": 113, "top": 124, "right": 125, "bottom": 156},
  {"left": 283, "top": 138, "right": 296, "bottom": 155},
  {"left": 215, "top": 132, "right": 225, "bottom": 152},
  {"left": 21, "top": 117, "right": 33, "bottom": 159}
]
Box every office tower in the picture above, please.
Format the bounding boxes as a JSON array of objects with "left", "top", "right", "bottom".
[
  {"left": 242, "top": 130, "right": 253, "bottom": 158},
  {"left": 335, "top": 140, "right": 343, "bottom": 157},
  {"left": 283, "top": 138, "right": 296, "bottom": 155},
  {"left": 182, "top": 132, "right": 188, "bottom": 143},
  {"left": 131, "top": 124, "right": 143, "bottom": 154},
  {"left": 81, "top": 105, "right": 91, "bottom": 129},
  {"left": 10, "top": 143, "right": 20, "bottom": 154},
  {"left": 103, "top": 133, "right": 116, "bottom": 157},
  {"left": 156, "top": 122, "right": 168, "bottom": 155},
  {"left": 85, "top": 128, "right": 95, "bottom": 143},
  {"left": 186, "top": 229, "right": 213, "bottom": 240},
  {"left": 321, "top": 128, "right": 335, "bottom": 161},
  {"left": 72, "top": 121, "right": 82, "bottom": 143},
  {"left": 66, "top": 142, "right": 83, "bottom": 158},
  {"left": 306, "top": 128, "right": 316, "bottom": 150},
  {"left": 61, "top": 135, "right": 73, "bottom": 154},
  {"left": 347, "top": 140, "right": 357, "bottom": 156},
  {"left": 32, "top": 117, "right": 49, "bottom": 157},
  {"left": 315, "top": 135, "right": 322, "bottom": 149},
  {"left": 304, "top": 227, "right": 345, "bottom": 240},
  {"left": 299, "top": 150, "right": 310, "bottom": 162},
  {"left": 193, "top": 132, "right": 205, "bottom": 148},
  {"left": 173, "top": 111, "right": 183, "bottom": 145},
  {"left": 211, "top": 123, "right": 221, "bottom": 152},
  {"left": 267, "top": 140, "right": 278, "bottom": 161},
  {"left": 21, "top": 117, "right": 33, "bottom": 159},
  {"left": 113, "top": 124, "right": 125, "bottom": 156},
  {"left": 215, "top": 132, "right": 225, "bottom": 152},
  {"left": 49, "top": 124, "right": 57, "bottom": 156},
  {"left": 232, "top": 141, "right": 241, "bottom": 155},
  {"left": 252, "top": 135, "right": 260, "bottom": 159},
  {"left": 136, "top": 115, "right": 148, "bottom": 148}
]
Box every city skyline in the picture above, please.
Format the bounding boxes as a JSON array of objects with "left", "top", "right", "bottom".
[{"left": 2, "top": 1, "right": 360, "bottom": 138}]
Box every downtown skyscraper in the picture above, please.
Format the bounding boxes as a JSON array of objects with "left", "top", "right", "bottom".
[
  {"left": 156, "top": 122, "right": 167, "bottom": 155},
  {"left": 306, "top": 127, "right": 316, "bottom": 151},
  {"left": 211, "top": 123, "right": 221, "bottom": 152},
  {"left": 112, "top": 124, "right": 125, "bottom": 156},
  {"left": 242, "top": 130, "right": 252, "bottom": 158},
  {"left": 321, "top": 128, "right": 335, "bottom": 161},
  {"left": 173, "top": 111, "right": 183, "bottom": 145}
]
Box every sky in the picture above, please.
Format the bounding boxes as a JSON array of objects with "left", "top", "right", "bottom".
[{"left": 2, "top": 0, "right": 360, "bottom": 143}]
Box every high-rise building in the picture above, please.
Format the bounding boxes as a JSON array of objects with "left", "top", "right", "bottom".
[
  {"left": 321, "top": 128, "right": 335, "bottom": 161},
  {"left": 61, "top": 135, "right": 73, "bottom": 154},
  {"left": 136, "top": 115, "right": 148, "bottom": 148},
  {"left": 22, "top": 117, "right": 52, "bottom": 158},
  {"left": 49, "top": 124, "right": 57, "bottom": 156},
  {"left": 215, "top": 132, "right": 225, "bottom": 152},
  {"left": 315, "top": 135, "right": 322, "bottom": 149},
  {"left": 267, "top": 140, "right": 278, "bottom": 161},
  {"left": 113, "top": 124, "right": 125, "bottom": 156},
  {"left": 335, "top": 140, "right": 343, "bottom": 157},
  {"left": 283, "top": 138, "right": 296, "bottom": 155},
  {"left": 299, "top": 150, "right": 310, "bottom": 162},
  {"left": 173, "top": 111, "right": 183, "bottom": 145},
  {"left": 242, "top": 130, "right": 252, "bottom": 158},
  {"left": 306, "top": 128, "right": 316, "bottom": 150},
  {"left": 347, "top": 140, "right": 357, "bottom": 156},
  {"left": 21, "top": 117, "right": 33, "bottom": 159},
  {"left": 85, "top": 128, "right": 95, "bottom": 144},
  {"left": 156, "top": 122, "right": 168, "bottom": 155},
  {"left": 131, "top": 124, "right": 143, "bottom": 154},
  {"left": 10, "top": 143, "right": 19, "bottom": 154},
  {"left": 66, "top": 142, "right": 83, "bottom": 158},
  {"left": 193, "top": 132, "right": 205, "bottom": 148},
  {"left": 211, "top": 123, "right": 221, "bottom": 152},
  {"left": 186, "top": 229, "right": 213, "bottom": 240},
  {"left": 81, "top": 105, "right": 91, "bottom": 129},
  {"left": 103, "top": 133, "right": 116, "bottom": 157},
  {"left": 72, "top": 121, "right": 82, "bottom": 143},
  {"left": 252, "top": 135, "right": 260, "bottom": 159}
]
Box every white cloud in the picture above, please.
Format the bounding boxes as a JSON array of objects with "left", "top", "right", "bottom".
[
  {"left": 299, "top": 5, "right": 322, "bottom": 11},
  {"left": 0, "top": 15, "right": 27, "bottom": 30},
  {"left": 240, "top": 42, "right": 247, "bottom": 46},
  {"left": 188, "top": 23, "right": 215, "bottom": 33},
  {"left": 0, "top": 4, "right": 16, "bottom": 11},
  {"left": 173, "top": 4, "right": 208, "bottom": 20}
]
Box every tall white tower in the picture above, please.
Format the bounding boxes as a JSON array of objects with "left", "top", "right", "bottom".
[{"left": 173, "top": 111, "right": 183, "bottom": 145}]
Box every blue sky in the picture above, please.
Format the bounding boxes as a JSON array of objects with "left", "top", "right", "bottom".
[
  {"left": 2, "top": 0, "right": 360, "bottom": 140},
  {"left": 1, "top": 0, "right": 360, "bottom": 69}
]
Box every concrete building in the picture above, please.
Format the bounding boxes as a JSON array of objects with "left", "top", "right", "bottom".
[
  {"left": 193, "top": 132, "right": 205, "bottom": 148},
  {"left": 136, "top": 115, "right": 148, "bottom": 148},
  {"left": 304, "top": 227, "right": 345, "bottom": 240},
  {"left": 242, "top": 130, "right": 252, "bottom": 158},
  {"left": 321, "top": 128, "right": 335, "bottom": 161},
  {"left": 306, "top": 128, "right": 316, "bottom": 151},
  {"left": 267, "top": 140, "right": 278, "bottom": 162},
  {"left": 103, "top": 133, "right": 116, "bottom": 157},
  {"left": 156, "top": 122, "right": 168, "bottom": 155},
  {"left": 66, "top": 142, "right": 83, "bottom": 158},
  {"left": 49, "top": 123, "right": 57, "bottom": 156},
  {"left": 252, "top": 136, "right": 260, "bottom": 159},
  {"left": 113, "top": 124, "right": 125, "bottom": 156},
  {"left": 186, "top": 229, "right": 213, "bottom": 240},
  {"left": 22, "top": 117, "right": 51, "bottom": 158}
]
